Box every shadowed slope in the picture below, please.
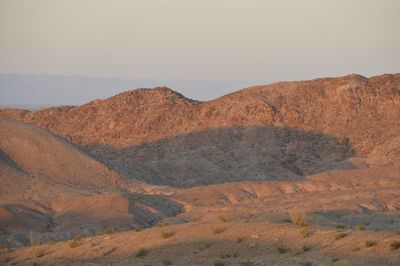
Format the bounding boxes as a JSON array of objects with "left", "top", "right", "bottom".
[{"left": 92, "top": 126, "right": 353, "bottom": 187}]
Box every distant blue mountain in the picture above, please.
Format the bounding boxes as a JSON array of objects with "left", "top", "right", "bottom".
[{"left": 0, "top": 73, "right": 262, "bottom": 105}]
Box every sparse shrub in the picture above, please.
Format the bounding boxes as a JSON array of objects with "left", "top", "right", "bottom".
[
  {"left": 301, "top": 245, "right": 311, "bottom": 252},
  {"left": 161, "top": 231, "right": 175, "bottom": 239},
  {"left": 236, "top": 237, "right": 244, "bottom": 243},
  {"left": 277, "top": 246, "right": 288, "bottom": 254},
  {"left": 33, "top": 247, "right": 45, "bottom": 258},
  {"left": 214, "top": 261, "right": 225, "bottom": 266},
  {"left": 336, "top": 225, "right": 345, "bottom": 231},
  {"left": 335, "top": 232, "right": 348, "bottom": 240},
  {"left": 365, "top": 240, "right": 377, "bottom": 247},
  {"left": 204, "top": 242, "right": 213, "bottom": 249},
  {"left": 97, "top": 228, "right": 115, "bottom": 235},
  {"left": 0, "top": 243, "right": 11, "bottom": 252},
  {"left": 68, "top": 236, "right": 81, "bottom": 248},
  {"left": 290, "top": 213, "right": 308, "bottom": 226},
  {"left": 213, "top": 226, "right": 227, "bottom": 234},
  {"left": 103, "top": 247, "right": 118, "bottom": 257},
  {"left": 357, "top": 225, "right": 366, "bottom": 231},
  {"left": 199, "top": 241, "right": 214, "bottom": 251},
  {"left": 300, "top": 228, "right": 312, "bottom": 238},
  {"left": 162, "top": 259, "right": 172, "bottom": 265},
  {"left": 133, "top": 227, "right": 142, "bottom": 232},
  {"left": 218, "top": 216, "right": 228, "bottom": 223},
  {"left": 157, "top": 221, "right": 170, "bottom": 227},
  {"left": 47, "top": 240, "right": 55, "bottom": 245},
  {"left": 3, "top": 257, "right": 12, "bottom": 263},
  {"left": 390, "top": 240, "right": 400, "bottom": 250},
  {"left": 240, "top": 260, "right": 254, "bottom": 266},
  {"left": 29, "top": 230, "right": 38, "bottom": 246},
  {"left": 191, "top": 216, "right": 202, "bottom": 222},
  {"left": 135, "top": 248, "right": 148, "bottom": 258},
  {"left": 105, "top": 228, "right": 114, "bottom": 234}
]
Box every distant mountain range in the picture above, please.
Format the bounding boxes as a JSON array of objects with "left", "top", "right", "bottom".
[{"left": 0, "top": 73, "right": 259, "bottom": 106}]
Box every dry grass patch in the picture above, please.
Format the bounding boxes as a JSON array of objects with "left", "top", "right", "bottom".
[
  {"left": 300, "top": 228, "right": 313, "bottom": 238},
  {"left": 135, "top": 248, "right": 149, "bottom": 258},
  {"left": 390, "top": 240, "right": 400, "bottom": 250},
  {"left": 213, "top": 226, "right": 227, "bottom": 234},
  {"left": 32, "top": 247, "right": 46, "bottom": 258},
  {"left": 157, "top": 221, "right": 170, "bottom": 227},
  {"left": 335, "top": 232, "right": 348, "bottom": 240},
  {"left": 218, "top": 216, "right": 228, "bottom": 223},
  {"left": 240, "top": 260, "right": 255, "bottom": 266},
  {"left": 68, "top": 235, "right": 82, "bottom": 248},
  {"left": 191, "top": 216, "right": 202, "bottom": 222},
  {"left": 301, "top": 245, "right": 311, "bottom": 252},
  {"left": 3, "top": 257, "right": 12, "bottom": 263},
  {"left": 289, "top": 212, "right": 308, "bottom": 227},
  {"left": 161, "top": 231, "right": 175, "bottom": 239},
  {"left": 365, "top": 240, "right": 377, "bottom": 247},
  {"left": 357, "top": 225, "right": 366, "bottom": 231},
  {"left": 236, "top": 236, "right": 244, "bottom": 243},
  {"left": 277, "top": 246, "right": 288, "bottom": 254},
  {"left": 161, "top": 258, "right": 172, "bottom": 265},
  {"left": 103, "top": 247, "right": 118, "bottom": 257}
]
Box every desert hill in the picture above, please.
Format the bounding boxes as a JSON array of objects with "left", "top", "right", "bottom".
[
  {"left": 0, "top": 119, "right": 125, "bottom": 200},
  {"left": 0, "top": 119, "right": 181, "bottom": 247},
  {"left": 1, "top": 73, "right": 399, "bottom": 187},
  {"left": 1, "top": 73, "right": 400, "bottom": 265}
]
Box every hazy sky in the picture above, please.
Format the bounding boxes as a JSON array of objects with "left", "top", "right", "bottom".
[{"left": 0, "top": 0, "right": 399, "bottom": 82}]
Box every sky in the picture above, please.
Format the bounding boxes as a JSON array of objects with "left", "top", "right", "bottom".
[{"left": 0, "top": 0, "right": 399, "bottom": 103}]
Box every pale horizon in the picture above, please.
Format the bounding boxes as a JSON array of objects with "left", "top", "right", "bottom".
[{"left": 0, "top": 0, "right": 399, "bottom": 103}]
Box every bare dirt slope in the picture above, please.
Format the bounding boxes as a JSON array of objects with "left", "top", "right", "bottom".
[
  {"left": 0, "top": 119, "right": 180, "bottom": 248},
  {"left": 0, "top": 119, "right": 124, "bottom": 200}
]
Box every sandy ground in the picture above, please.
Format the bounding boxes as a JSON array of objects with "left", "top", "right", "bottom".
[{"left": 1, "top": 167, "right": 400, "bottom": 266}]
